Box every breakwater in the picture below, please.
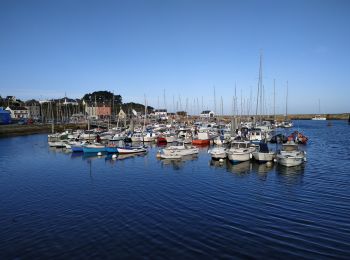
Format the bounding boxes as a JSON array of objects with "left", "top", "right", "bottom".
[{"left": 0, "top": 124, "right": 86, "bottom": 137}]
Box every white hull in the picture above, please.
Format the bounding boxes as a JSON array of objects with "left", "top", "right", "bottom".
[
  {"left": 208, "top": 147, "right": 226, "bottom": 159},
  {"left": 252, "top": 152, "right": 275, "bottom": 162},
  {"left": 48, "top": 141, "right": 66, "bottom": 147},
  {"left": 162, "top": 146, "right": 199, "bottom": 156},
  {"left": 118, "top": 147, "right": 147, "bottom": 154},
  {"left": 277, "top": 155, "right": 304, "bottom": 167},
  {"left": 143, "top": 136, "right": 156, "bottom": 142},
  {"left": 81, "top": 133, "right": 97, "bottom": 140},
  {"left": 131, "top": 136, "right": 143, "bottom": 142},
  {"left": 165, "top": 136, "right": 176, "bottom": 143},
  {"left": 227, "top": 151, "right": 251, "bottom": 163}
]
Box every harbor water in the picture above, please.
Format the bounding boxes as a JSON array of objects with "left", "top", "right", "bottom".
[{"left": 0, "top": 120, "right": 349, "bottom": 258}]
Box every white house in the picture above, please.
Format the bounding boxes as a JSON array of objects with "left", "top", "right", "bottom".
[
  {"left": 5, "top": 106, "right": 29, "bottom": 119},
  {"left": 200, "top": 110, "right": 215, "bottom": 118},
  {"left": 154, "top": 109, "right": 168, "bottom": 120}
]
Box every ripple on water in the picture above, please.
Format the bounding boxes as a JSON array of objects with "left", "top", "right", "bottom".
[{"left": 0, "top": 121, "right": 350, "bottom": 258}]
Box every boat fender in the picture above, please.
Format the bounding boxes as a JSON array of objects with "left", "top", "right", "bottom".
[
  {"left": 273, "top": 158, "right": 277, "bottom": 162},
  {"left": 266, "top": 161, "right": 272, "bottom": 167},
  {"left": 304, "top": 158, "right": 307, "bottom": 162},
  {"left": 249, "top": 153, "right": 252, "bottom": 159},
  {"left": 304, "top": 151, "right": 307, "bottom": 155},
  {"left": 112, "top": 154, "right": 117, "bottom": 159},
  {"left": 97, "top": 152, "right": 102, "bottom": 156},
  {"left": 219, "top": 159, "right": 224, "bottom": 163}
]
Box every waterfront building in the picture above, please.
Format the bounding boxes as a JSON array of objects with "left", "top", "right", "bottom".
[
  {"left": 5, "top": 106, "right": 29, "bottom": 119},
  {"left": 200, "top": 110, "right": 215, "bottom": 118},
  {"left": 85, "top": 104, "right": 111, "bottom": 119},
  {"left": 154, "top": 109, "right": 168, "bottom": 120},
  {"left": 96, "top": 106, "right": 111, "bottom": 118}
]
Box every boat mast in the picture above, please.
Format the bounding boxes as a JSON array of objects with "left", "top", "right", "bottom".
[
  {"left": 273, "top": 79, "right": 276, "bottom": 122},
  {"left": 285, "top": 81, "right": 289, "bottom": 120},
  {"left": 255, "top": 52, "right": 263, "bottom": 123}
]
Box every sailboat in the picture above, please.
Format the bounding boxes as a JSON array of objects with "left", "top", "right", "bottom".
[
  {"left": 312, "top": 99, "right": 326, "bottom": 120},
  {"left": 280, "top": 81, "right": 293, "bottom": 128}
]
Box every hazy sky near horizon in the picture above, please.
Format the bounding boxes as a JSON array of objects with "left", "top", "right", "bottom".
[{"left": 1, "top": 0, "right": 349, "bottom": 114}]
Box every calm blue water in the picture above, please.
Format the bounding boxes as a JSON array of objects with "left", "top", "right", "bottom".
[{"left": 0, "top": 120, "right": 349, "bottom": 259}]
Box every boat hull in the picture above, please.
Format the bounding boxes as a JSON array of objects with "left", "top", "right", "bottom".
[
  {"left": 117, "top": 147, "right": 147, "bottom": 154},
  {"left": 227, "top": 152, "right": 251, "bottom": 163},
  {"left": 83, "top": 146, "right": 106, "bottom": 153},
  {"left": 192, "top": 139, "right": 210, "bottom": 145},
  {"left": 252, "top": 152, "right": 275, "bottom": 163},
  {"left": 277, "top": 155, "right": 304, "bottom": 167}
]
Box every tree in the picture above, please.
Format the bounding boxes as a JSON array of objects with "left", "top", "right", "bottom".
[
  {"left": 122, "top": 102, "right": 154, "bottom": 115},
  {"left": 82, "top": 91, "right": 122, "bottom": 105}
]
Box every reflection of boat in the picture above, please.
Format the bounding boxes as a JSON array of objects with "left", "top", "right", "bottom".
[
  {"left": 160, "top": 154, "right": 198, "bottom": 170},
  {"left": 209, "top": 159, "right": 226, "bottom": 168},
  {"left": 251, "top": 161, "right": 275, "bottom": 174},
  {"left": 227, "top": 160, "right": 252, "bottom": 174},
  {"left": 117, "top": 153, "right": 146, "bottom": 160},
  {"left": 276, "top": 142, "right": 306, "bottom": 167},
  {"left": 276, "top": 164, "right": 305, "bottom": 185}
]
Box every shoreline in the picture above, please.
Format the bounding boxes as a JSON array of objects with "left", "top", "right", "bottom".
[
  {"left": 0, "top": 124, "right": 87, "bottom": 138},
  {"left": 0, "top": 114, "right": 348, "bottom": 138}
]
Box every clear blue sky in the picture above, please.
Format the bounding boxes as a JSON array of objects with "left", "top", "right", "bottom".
[{"left": 0, "top": 0, "right": 349, "bottom": 114}]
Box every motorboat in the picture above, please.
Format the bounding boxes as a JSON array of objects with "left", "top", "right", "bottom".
[
  {"left": 276, "top": 141, "right": 306, "bottom": 167},
  {"left": 226, "top": 141, "right": 256, "bottom": 164},
  {"left": 192, "top": 131, "right": 210, "bottom": 146},
  {"left": 161, "top": 143, "right": 199, "bottom": 157},
  {"left": 208, "top": 147, "right": 227, "bottom": 160},
  {"left": 252, "top": 142, "right": 275, "bottom": 163}
]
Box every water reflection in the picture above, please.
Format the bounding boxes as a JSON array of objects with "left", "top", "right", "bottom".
[
  {"left": 275, "top": 164, "right": 305, "bottom": 186},
  {"left": 209, "top": 159, "right": 227, "bottom": 168},
  {"left": 251, "top": 161, "right": 275, "bottom": 175},
  {"left": 226, "top": 160, "right": 252, "bottom": 175},
  {"left": 160, "top": 154, "right": 198, "bottom": 170}
]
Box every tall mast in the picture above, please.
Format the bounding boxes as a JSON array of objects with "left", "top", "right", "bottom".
[
  {"left": 318, "top": 98, "right": 321, "bottom": 114},
  {"left": 256, "top": 51, "right": 263, "bottom": 121},
  {"left": 285, "top": 81, "right": 289, "bottom": 119},
  {"left": 273, "top": 79, "right": 276, "bottom": 122},
  {"left": 213, "top": 86, "right": 216, "bottom": 115}
]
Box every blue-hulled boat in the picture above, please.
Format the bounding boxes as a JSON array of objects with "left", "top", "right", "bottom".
[{"left": 83, "top": 144, "right": 106, "bottom": 153}]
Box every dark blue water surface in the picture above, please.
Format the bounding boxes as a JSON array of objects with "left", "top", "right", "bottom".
[{"left": 1, "top": 120, "right": 350, "bottom": 259}]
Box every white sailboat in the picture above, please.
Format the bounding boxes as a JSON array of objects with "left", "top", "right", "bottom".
[{"left": 312, "top": 99, "right": 326, "bottom": 120}]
